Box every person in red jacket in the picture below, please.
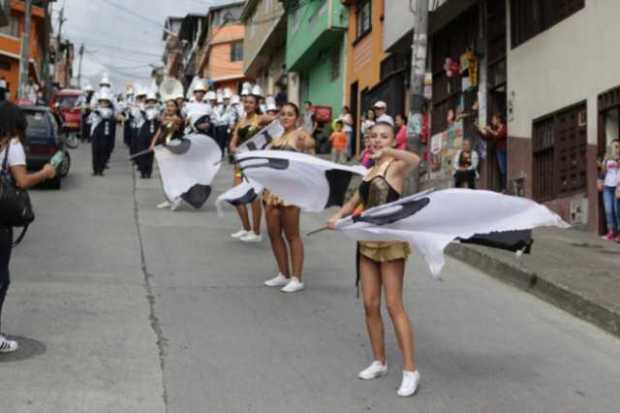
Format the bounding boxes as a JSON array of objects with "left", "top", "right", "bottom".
[{"left": 478, "top": 113, "right": 507, "bottom": 191}]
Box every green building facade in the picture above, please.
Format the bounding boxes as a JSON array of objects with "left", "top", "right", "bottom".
[{"left": 283, "top": 0, "right": 348, "bottom": 117}]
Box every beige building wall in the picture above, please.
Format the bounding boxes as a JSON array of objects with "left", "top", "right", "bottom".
[{"left": 507, "top": 0, "right": 620, "bottom": 144}]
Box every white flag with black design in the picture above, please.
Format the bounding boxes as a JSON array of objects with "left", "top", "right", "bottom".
[
  {"left": 155, "top": 134, "right": 222, "bottom": 209},
  {"left": 235, "top": 150, "right": 367, "bottom": 212},
  {"left": 236, "top": 120, "right": 284, "bottom": 153},
  {"left": 334, "top": 188, "right": 569, "bottom": 278},
  {"left": 215, "top": 178, "right": 264, "bottom": 216}
]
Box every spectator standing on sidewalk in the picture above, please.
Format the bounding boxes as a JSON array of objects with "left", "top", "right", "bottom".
[
  {"left": 373, "top": 100, "right": 394, "bottom": 126},
  {"left": 330, "top": 120, "right": 348, "bottom": 164},
  {"left": 337, "top": 106, "right": 354, "bottom": 159},
  {"left": 302, "top": 101, "right": 316, "bottom": 136},
  {"left": 599, "top": 139, "right": 620, "bottom": 242},
  {"left": 361, "top": 108, "right": 376, "bottom": 138},
  {"left": 452, "top": 139, "right": 479, "bottom": 189},
  {"left": 0, "top": 102, "right": 57, "bottom": 353},
  {"left": 477, "top": 113, "right": 508, "bottom": 192},
  {"left": 395, "top": 114, "right": 408, "bottom": 150}
]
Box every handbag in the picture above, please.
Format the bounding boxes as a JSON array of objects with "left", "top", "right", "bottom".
[{"left": 0, "top": 142, "right": 34, "bottom": 245}]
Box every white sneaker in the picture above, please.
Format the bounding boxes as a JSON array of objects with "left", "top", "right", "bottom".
[
  {"left": 358, "top": 361, "right": 388, "bottom": 380},
  {"left": 280, "top": 277, "right": 304, "bottom": 293},
  {"left": 264, "top": 273, "right": 289, "bottom": 287},
  {"left": 397, "top": 370, "right": 420, "bottom": 397},
  {"left": 170, "top": 198, "right": 183, "bottom": 211},
  {"left": 0, "top": 335, "right": 18, "bottom": 353},
  {"left": 157, "top": 200, "right": 171, "bottom": 209},
  {"left": 240, "top": 232, "right": 262, "bottom": 242},
  {"left": 231, "top": 229, "right": 249, "bottom": 239}
]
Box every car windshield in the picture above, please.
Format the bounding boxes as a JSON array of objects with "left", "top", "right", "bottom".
[
  {"left": 25, "top": 111, "right": 50, "bottom": 136},
  {"left": 57, "top": 95, "right": 79, "bottom": 109}
]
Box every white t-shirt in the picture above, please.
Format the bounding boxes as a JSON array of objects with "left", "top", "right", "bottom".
[
  {"left": 603, "top": 159, "right": 619, "bottom": 187},
  {"left": 0, "top": 139, "right": 27, "bottom": 170}
]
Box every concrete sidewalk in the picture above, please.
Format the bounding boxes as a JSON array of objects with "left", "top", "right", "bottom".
[{"left": 447, "top": 227, "right": 620, "bottom": 338}]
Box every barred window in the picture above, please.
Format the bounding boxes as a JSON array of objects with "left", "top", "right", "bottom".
[
  {"left": 511, "top": 0, "right": 584, "bottom": 48},
  {"left": 533, "top": 103, "right": 587, "bottom": 201}
]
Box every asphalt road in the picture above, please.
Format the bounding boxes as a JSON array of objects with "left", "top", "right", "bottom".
[{"left": 2, "top": 140, "right": 620, "bottom": 412}]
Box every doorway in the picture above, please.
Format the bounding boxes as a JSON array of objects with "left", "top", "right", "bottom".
[{"left": 350, "top": 81, "right": 359, "bottom": 155}]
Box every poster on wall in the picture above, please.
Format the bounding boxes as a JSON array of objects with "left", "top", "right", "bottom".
[{"left": 428, "top": 120, "right": 465, "bottom": 180}]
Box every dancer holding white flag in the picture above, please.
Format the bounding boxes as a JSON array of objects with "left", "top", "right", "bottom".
[
  {"left": 262, "top": 103, "right": 315, "bottom": 293},
  {"left": 327, "top": 119, "right": 422, "bottom": 397},
  {"left": 228, "top": 86, "right": 267, "bottom": 242}
]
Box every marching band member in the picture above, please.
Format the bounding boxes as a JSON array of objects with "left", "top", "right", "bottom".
[
  {"left": 262, "top": 102, "right": 314, "bottom": 293},
  {"left": 327, "top": 119, "right": 421, "bottom": 397},
  {"left": 213, "top": 89, "right": 233, "bottom": 153},
  {"left": 89, "top": 88, "right": 117, "bottom": 176},
  {"left": 79, "top": 84, "right": 95, "bottom": 142},
  {"left": 185, "top": 80, "right": 211, "bottom": 135},
  {"left": 228, "top": 85, "right": 265, "bottom": 242},
  {"left": 135, "top": 91, "right": 160, "bottom": 179},
  {"left": 128, "top": 86, "right": 147, "bottom": 159}
]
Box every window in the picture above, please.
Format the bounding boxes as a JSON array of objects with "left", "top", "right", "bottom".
[
  {"left": 511, "top": 0, "right": 584, "bottom": 48},
  {"left": 532, "top": 103, "right": 587, "bottom": 201},
  {"left": 330, "top": 46, "right": 340, "bottom": 81},
  {"left": 356, "top": 0, "right": 371, "bottom": 40},
  {"left": 230, "top": 41, "right": 243, "bottom": 62},
  {"left": 0, "top": 15, "right": 19, "bottom": 37}
]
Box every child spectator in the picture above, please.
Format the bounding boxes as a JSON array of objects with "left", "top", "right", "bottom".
[
  {"left": 359, "top": 133, "right": 374, "bottom": 168},
  {"left": 453, "top": 139, "right": 479, "bottom": 189},
  {"left": 330, "top": 120, "right": 348, "bottom": 164}
]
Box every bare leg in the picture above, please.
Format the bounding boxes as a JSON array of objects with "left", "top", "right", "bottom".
[
  {"left": 235, "top": 204, "right": 251, "bottom": 231},
  {"left": 251, "top": 199, "right": 262, "bottom": 235},
  {"left": 282, "top": 206, "right": 303, "bottom": 280},
  {"left": 382, "top": 259, "right": 416, "bottom": 372},
  {"left": 360, "top": 255, "right": 385, "bottom": 364},
  {"left": 265, "top": 205, "right": 290, "bottom": 276}
]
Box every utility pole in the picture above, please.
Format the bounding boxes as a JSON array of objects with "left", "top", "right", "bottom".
[
  {"left": 77, "top": 43, "right": 84, "bottom": 88},
  {"left": 41, "top": 0, "right": 52, "bottom": 102},
  {"left": 407, "top": 0, "right": 430, "bottom": 193},
  {"left": 56, "top": 5, "right": 65, "bottom": 45},
  {"left": 18, "top": 0, "right": 33, "bottom": 99}
]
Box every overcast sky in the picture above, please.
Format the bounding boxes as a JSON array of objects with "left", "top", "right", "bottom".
[{"left": 54, "top": 0, "right": 228, "bottom": 92}]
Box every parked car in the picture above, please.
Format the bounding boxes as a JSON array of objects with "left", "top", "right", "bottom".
[{"left": 19, "top": 105, "right": 70, "bottom": 189}]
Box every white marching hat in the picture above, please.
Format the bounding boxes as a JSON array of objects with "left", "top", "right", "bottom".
[
  {"left": 223, "top": 88, "right": 233, "bottom": 99},
  {"left": 99, "top": 73, "right": 111, "bottom": 87},
  {"left": 83, "top": 84, "right": 94, "bottom": 93},
  {"left": 206, "top": 90, "right": 217, "bottom": 101},
  {"left": 134, "top": 84, "right": 146, "bottom": 97},
  {"left": 241, "top": 81, "right": 252, "bottom": 96},
  {"left": 193, "top": 79, "right": 208, "bottom": 93},
  {"left": 265, "top": 95, "right": 277, "bottom": 112},
  {"left": 251, "top": 84, "right": 263, "bottom": 98},
  {"left": 98, "top": 87, "right": 114, "bottom": 102},
  {"left": 231, "top": 95, "right": 240, "bottom": 105},
  {"left": 145, "top": 90, "right": 159, "bottom": 102}
]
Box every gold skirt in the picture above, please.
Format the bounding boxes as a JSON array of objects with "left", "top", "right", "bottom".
[
  {"left": 359, "top": 241, "right": 411, "bottom": 262},
  {"left": 262, "top": 190, "right": 290, "bottom": 207}
]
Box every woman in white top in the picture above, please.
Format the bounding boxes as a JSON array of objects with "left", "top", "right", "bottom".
[
  {"left": 600, "top": 139, "right": 620, "bottom": 242},
  {"left": 0, "top": 102, "right": 56, "bottom": 353}
]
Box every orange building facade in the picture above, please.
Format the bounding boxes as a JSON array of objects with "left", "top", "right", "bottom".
[
  {"left": 345, "top": 0, "right": 387, "bottom": 153},
  {"left": 0, "top": 0, "right": 46, "bottom": 100},
  {"left": 201, "top": 24, "right": 246, "bottom": 92}
]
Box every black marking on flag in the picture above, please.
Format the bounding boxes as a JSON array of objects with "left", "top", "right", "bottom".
[
  {"left": 181, "top": 184, "right": 212, "bottom": 209},
  {"left": 461, "top": 230, "right": 533, "bottom": 253},
  {"left": 164, "top": 138, "right": 191, "bottom": 155},
  {"left": 325, "top": 169, "right": 356, "bottom": 208},
  {"left": 238, "top": 157, "right": 290, "bottom": 171},
  {"left": 226, "top": 188, "right": 259, "bottom": 206},
  {"left": 353, "top": 197, "right": 431, "bottom": 225}
]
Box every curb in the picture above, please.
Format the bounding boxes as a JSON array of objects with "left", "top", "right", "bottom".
[{"left": 445, "top": 243, "right": 620, "bottom": 339}]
